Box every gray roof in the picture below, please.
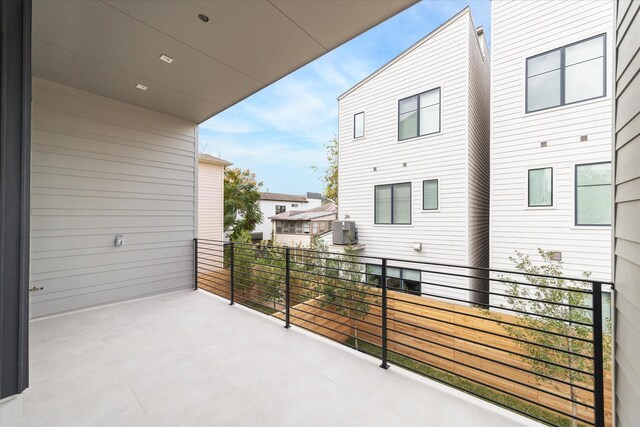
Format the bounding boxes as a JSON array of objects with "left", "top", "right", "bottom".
[
  {"left": 269, "top": 203, "right": 337, "bottom": 221},
  {"left": 259, "top": 192, "right": 308, "bottom": 203},
  {"left": 199, "top": 153, "right": 232, "bottom": 166}
]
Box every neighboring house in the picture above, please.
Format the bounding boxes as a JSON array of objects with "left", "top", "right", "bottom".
[
  {"left": 490, "top": 1, "right": 614, "bottom": 308},
  {"left": 336, "top": 7, "right": 490, "bottom": 302},
  {"left": 253, "top": 191, "right": 322, "bottom": 240},
  {"left": 270, "top": 203, "right": 337, "bottom": 247},
  {"left": 198, "top": 154, "right": 232, "bottom": 241}
]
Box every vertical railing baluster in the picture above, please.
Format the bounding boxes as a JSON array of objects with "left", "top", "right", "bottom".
[
  {"left": 592, "top": 281, "right": 605, "bottom": 427},
  {"left": 380, "top": 258, "right": 389, "bottom": 369},
  {"left": 285, "top": 247, "right": 291, "bottom": 328},
  {"left": 193, "top": 238, "right": 198, "bottom": 290},
  {"left": 229, "top": 242, "right": 235, "bottom": 305}
]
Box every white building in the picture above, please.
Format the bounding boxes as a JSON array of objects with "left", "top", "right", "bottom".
[
  {"left": 198, "top": 154, "right": 231, "bottom": 241},
  {"left": 337, "top": 7, "right": 490, "bottom": 302},
  {"left": 270, "top": 203, "right": 337, "bottom": 247},
  {"left": 490, "top": 0, "right": 614, "bottom": 299},
  {"left": 253, "top": 191, "right": 322, "bottom": 240}
]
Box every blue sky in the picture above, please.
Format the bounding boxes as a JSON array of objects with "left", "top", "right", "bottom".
[{"left": 199, "top": 0, "right": 491, "bottom": 195}]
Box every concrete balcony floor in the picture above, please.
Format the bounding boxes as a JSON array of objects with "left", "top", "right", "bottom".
[{"left": 4, "top": 290, "right": 542, "bottom": 426}]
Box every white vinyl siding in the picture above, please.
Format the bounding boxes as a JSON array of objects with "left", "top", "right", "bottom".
[
  {"left": 198, "top": 161, "right": 225, "bottom": 240},
  {"left": 31, "top": 78, "right": 197, "bottom": 317},
  {"left": 490, "top": 0, "right": 613, "bottom": 290},
  {"left": 338, "top": 9, "right": 490, "bottom": 303}
]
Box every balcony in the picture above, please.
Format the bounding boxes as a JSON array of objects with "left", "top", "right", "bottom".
[
  {"left": 195, "top": 240, "right": 613, "bottom": 427},
  {"left": 7, "top": 289, "right": 536, "bottom": 426}
]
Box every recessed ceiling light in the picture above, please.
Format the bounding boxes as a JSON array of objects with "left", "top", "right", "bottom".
[
  {"left": 198, "top": 14, "right": 209, "bottom": 23},
  {"left": 135, "top": 83, "right": 148, "bottom": 91},
  {"left": 159, "top": 54, "right": 174, "bottom": 64}
]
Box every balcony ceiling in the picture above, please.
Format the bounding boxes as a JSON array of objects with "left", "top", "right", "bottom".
[{"left": 32, "top": 0, "right": 416, "bottom": 124}]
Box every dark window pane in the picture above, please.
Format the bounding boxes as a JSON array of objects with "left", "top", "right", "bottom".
[
  {"left": 423, "top": 180, "right": 438, "bottom": 210},
  {"left": 393, "top": 183, "right": 411, "bottom": 224},
  {"left": 399, "top": 111, "right": 418, "bottom": 140},
  {"left": 375, "top": 185, "right": 392, "bottom": 224}
]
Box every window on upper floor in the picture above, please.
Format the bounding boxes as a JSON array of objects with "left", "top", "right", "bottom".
[
  {"left": 354, "top": 112, "right": 365, "bottom": 138},
  {"left": 526, "top": 34, "right": 605, "bottom": 113},
  {"left": 275, "top": 205, "right": 286, "bottom": 214},
  {"left": 422, "top": 179, "right": 439, "bottom": 210},
  {"left": 575, "top": 162, "right": 611, "bottom": 226},
  {"left": 528, "top": 168, "right": 553, "bottom": 207},
  {"left": 375, "top": 182, "right": 411, "bottom": 225},
  {"left": 398, "top": 87, "right": 441, "bottom": 141}
]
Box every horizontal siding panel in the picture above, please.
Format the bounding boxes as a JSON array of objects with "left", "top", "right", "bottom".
[
  {"left": 30, "top": 78, "right": 196, "bottom": 316},
  {"left": 491, "top": 1, "right": 613, "bottom": 282},
  {"left": 338, "top": 9, "right": 489, "bottom": 304}
]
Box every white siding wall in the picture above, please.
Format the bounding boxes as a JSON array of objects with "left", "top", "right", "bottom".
[
  {"left": 338, "top": 10, "right": 489, "bottom": 302},
  {"left": 467, "top": 23, "right": 492, "bottom": 303},
  {"left": 30, "top": 79, "right": 197, "bottom": 317},
  {"left": 490, "top": 1, "right": 614, "bottom": 290},
  {"left": 197, "top": 160, "right": 224, "bottom": 241}
]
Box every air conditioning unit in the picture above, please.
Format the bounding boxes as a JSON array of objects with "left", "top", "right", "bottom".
[{"left": 332, "top": 221, "right": 357, "bottom": 245}]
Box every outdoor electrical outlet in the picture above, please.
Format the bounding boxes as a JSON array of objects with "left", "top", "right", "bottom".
[{"left": 115, "top": 235, "right": 124, "bottom": 247}]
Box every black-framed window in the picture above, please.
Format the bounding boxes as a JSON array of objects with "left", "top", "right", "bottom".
[
  {"left": 275, "top": 205, "right": 286, "bottom": 214},
  {"left": 291, "top": 203, "right": 299, "bottom": 207},
  {"left": 575, "top": 162, "right": 611, "bottom": 226},
  {"left": 388, "top": 267, "right": 421, "bottom": 295},
  {"left": 374, "top": 182, "right": 411, "bottom": 224},
  {"left": 366, "top": 264, "right": 382, "bottom": 285},
  {"left": 398, "top": 87, "right": 441, "bottom": 141},
  {"left": 366, "top": 264, "right": 420, "bottom": 295},
  {"left": 354, "top": 112, "right": 365, "bottom": 138},
  {"left": 422, "top": 179, "right": 439, "bottom": 210},
  {"left": 526, "top": 34, "right": 605, "bottom": 113},
  {"left": 528, "top": 168, "right": 553, "bottom": 207}
]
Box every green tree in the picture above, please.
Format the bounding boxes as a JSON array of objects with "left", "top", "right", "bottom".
[
  {"left": 224, "top": 167, "right": 263, "bottom": 240},
  {"left": 312, "top": 238, "right": 373, "bottom": 349},
  {"left": 313, "top": 135, "right": 338, "bottom": 203},
  {"left": 496, "top": 249, "right": 612, "bottom": 426}
]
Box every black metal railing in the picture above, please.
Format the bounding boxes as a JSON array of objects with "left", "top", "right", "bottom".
[{"left": 194, "top": 238, "right": 613, "bottom": 427}]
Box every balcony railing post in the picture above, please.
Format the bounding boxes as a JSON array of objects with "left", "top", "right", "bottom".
[
  {"left": 193, "top": 238, "right": 198, "bottom": 290},
  {"left": 380, "top": 258, "right": 389, "bottom": 369},
  {"left": 285, "top": 247, "right": 291, "bottom": 328},
  {"left": 592, "top": 281, "right": 605, "bottom": 427},
  {"left": 229, "top": 242, "right": 235, "bottom": 305}
]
